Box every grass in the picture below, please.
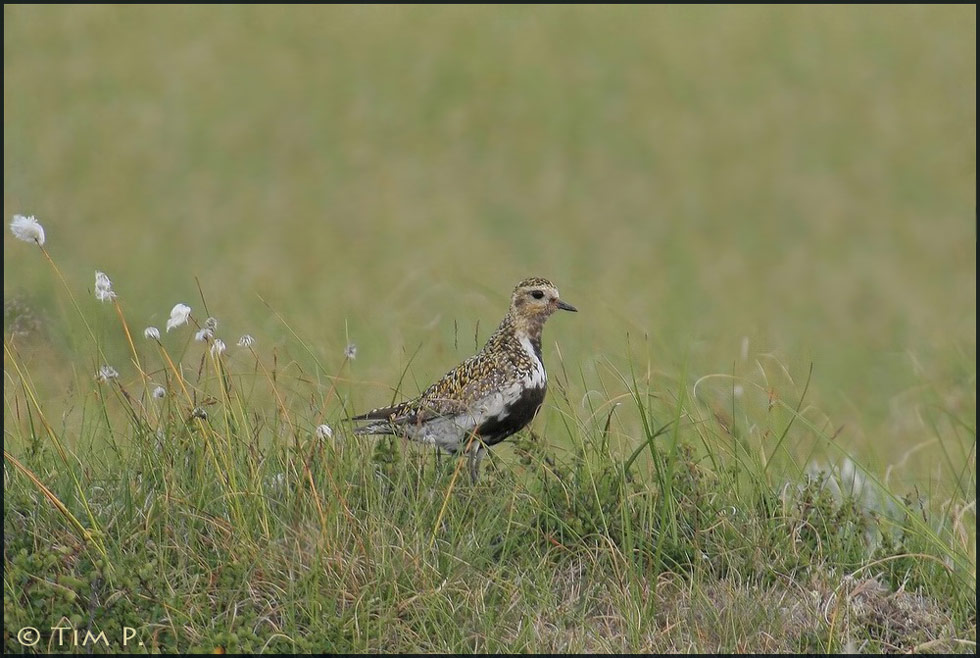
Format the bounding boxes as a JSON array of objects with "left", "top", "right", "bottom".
[
  {"left": 3, "top": 242, "right": 975, "bottom": 652},
  {"left": 3, "top": 4, "right": 976, "bottom": 653}
]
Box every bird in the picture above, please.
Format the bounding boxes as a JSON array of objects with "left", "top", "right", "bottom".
[{"left": 351, "top": 277, "right": 577, "bottom": 482}]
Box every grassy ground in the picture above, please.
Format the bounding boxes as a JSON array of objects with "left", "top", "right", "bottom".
[{"left": 4, "top": 5, "right": 976, "bottom": 653}]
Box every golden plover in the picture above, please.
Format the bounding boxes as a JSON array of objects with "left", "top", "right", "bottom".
[{"left": 352, "top": 277, "right": 577, "bottom": 481}]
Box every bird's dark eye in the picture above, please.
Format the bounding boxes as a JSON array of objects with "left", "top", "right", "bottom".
[{"left": 530, "top": 290, "right": 545, "bottom": 300}]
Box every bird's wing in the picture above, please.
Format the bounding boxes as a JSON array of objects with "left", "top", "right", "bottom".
[
  {"left": 352, "top": 352, "right": 514, "bottom": 427},
  {"left": 350, "top": 400, "right": 413, "bottom": 422},
  {"left": 411, "top": 354, "right": 512, "bottom": 419}
]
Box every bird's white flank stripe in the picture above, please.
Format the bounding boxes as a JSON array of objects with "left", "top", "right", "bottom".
[{"left": 518, "top": 335, "right": 547, "bottom": 389}]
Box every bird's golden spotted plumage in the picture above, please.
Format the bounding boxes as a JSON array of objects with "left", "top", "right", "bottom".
[{"left": 352, "top": 277, "right": 577, "bottom": 480}]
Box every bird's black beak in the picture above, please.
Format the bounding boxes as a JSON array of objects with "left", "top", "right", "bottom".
[{"left": 557, "top": 300, "right": 578, "bottom": 312}]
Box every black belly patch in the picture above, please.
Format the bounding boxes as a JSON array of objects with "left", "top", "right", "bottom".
[{"left": 477, "top": 385, "right": 546, "bottom": 446}]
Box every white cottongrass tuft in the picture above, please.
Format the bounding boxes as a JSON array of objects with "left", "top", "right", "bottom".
[
  {"left": 10, "top": 214, "right": 45, "bottom": 246},
  {"left": 315, "top": 424, "right": 333, "bottom": 440},
  {"left": 194, "top": 327, "right": 213, "bottom": 342},
  {"left": 144, "top": 326, "right": 161, "bottom": 341},
  {"left": 204, "top": 316, "right": 218, "bottom": 332},
  {"left": 97, "top": 365, "right": 119, "bottom": 382},
  {"left": 210, "top": 339, "right": 226, "bottom": 357},
  {"left": 345, "top": 343, "right": 357, "bottom": 360},
  {"left": 152, "top": 386, "right": 166, "bottom": 399},
  {"left": 166, "top": 303, "right": 191, "bottom": 331},
  {"left": 94, "top": 271, "right": 117, "bottom": 302},
  {"left": 238, "top": 334, "right": 255, "bottom": 348},
  {"left": 95, "top": 288, "right": 116, "bottom": 303}
]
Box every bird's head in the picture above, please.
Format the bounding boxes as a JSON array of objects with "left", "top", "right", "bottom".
[{"left": 509, "top": 277, "right": 577, "bottom": 329}]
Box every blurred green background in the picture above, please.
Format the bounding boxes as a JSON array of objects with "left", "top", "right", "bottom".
[{"left": 4, "top": 6, "right": 975, "bottom": 478}]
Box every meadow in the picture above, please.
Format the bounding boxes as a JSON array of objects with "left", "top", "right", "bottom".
[{"left": 3, "top": 5, "right": 975, "bottom": 653}]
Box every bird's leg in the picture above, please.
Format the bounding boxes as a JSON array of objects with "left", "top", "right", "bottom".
[
  {"left": 435, "top": 447, "right": 452, "bottom": 480},
  {"left": 468, "top": 443, "right": 486, "bottom": 484},
  {"left": 461, "top": 429, "right": 480, "bottom": 483}
]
